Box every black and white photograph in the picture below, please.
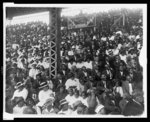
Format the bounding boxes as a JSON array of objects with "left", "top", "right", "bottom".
[{"left": 3, "top": 3, "right": 147, "bottom": 119}]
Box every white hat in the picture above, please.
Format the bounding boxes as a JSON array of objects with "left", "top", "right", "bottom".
[
  {"left": 95, "top": 104, "right": 104, "bottom": 113},
  {"left": 32, "top": 62, "right": 37, "bottom": 66},
  {"left": 116, "top": 31, "right": 123, "bottom": 35},
  {"left": 39, "top": 82, "right": 48, "bottom": 89}
]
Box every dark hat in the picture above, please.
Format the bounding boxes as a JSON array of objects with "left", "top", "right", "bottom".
[
  {"left": 128, "top": 48, "right": 135, "bottom": 53},
  {"left": 39, "top": 82, "right": 48, "bottom": 89}
]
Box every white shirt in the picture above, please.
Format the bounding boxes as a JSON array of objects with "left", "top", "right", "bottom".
[
  {"left": 119, "top": 54, "right": 127, "bottom": 64},
  {"left": 68, "top": 62, "right": 76, "bottom": 70},
  {"left": 136, "top": 35, "right": 140, "bottom": 40},
  {"left": 37, "top": 89, "right": 54, "bottom": 107},
  {"left": 129, "top": 83, "right": 133, "bottom": 95},
  {"left": 73, "top": 96, "right": 82, "bottom": 104},
  {"left": 117, "top": 43, "right": 122, "bottom": 50},
  {"left": 13, "top": 105, "right": 27, "bottom": 114},
  {"left": 76, "top": 62, "right": 84, "bottom": 69},
  {"left": 137, "top": 42, "right": 141, "bottom": 50},
  {"left": 65, "top": 95, "right": 76, "bottom": 106},
  {"left": 29, "top": 68, "right": 38, "bottom": 79},
  {"left": 11, "top": 88, "right": 28, "bottom": 101},
  {"left": 101, "top": 37, "right": 107, "bottom": 41},
  {"left": 47, "top": 80, "right": 54, "bottom": 90},
  {"left": 113, "top": 48, "right": 119, "bottom": 56},
  {"left": 75, "top": 45, "right": 80, "bottom": 50},
  {"left": 42, "top": 62, "right": 49, "bottom": 69},
  {"left": 60, "top": 51, "right": 63, "bottom": 57},
  {"left": 84, "top": 61, "right": 93, "bottom": 69},
  {"left": 109, "top": 35, "right": 115, "bottom": 41},
  {"left": 17, "top": 61, "right": 25, "bottom": 69},
  {"left": 65, "top": 78, "right": 80, "bottom": 90},
  {"left": 116, "top": 86, "right": 124, "bottom": 97},
  {"left": 79, "top": 84, "right": 85, "bottom": 95},
  {"left": 129, "top": 35, "right": 136, "bottom": 41},
  {"left": 68, "top": 50, "right": 74, "bottom": 56}
]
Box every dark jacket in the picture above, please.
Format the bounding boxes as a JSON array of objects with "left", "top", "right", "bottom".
[
  {"left": 115, "top": 70, "right": 128, "bottom": 82},
  {"left": 96, "top": 80, "right": 112, "bottom": 94},
  {"left": 54, "top": 91, "right": 67, "bottom": 109},
  {"left": 53, "top": 78, "right": 66, "bottom": 92}
]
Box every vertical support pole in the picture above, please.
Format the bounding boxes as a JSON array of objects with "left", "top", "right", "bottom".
[
  {"left": 48, "top": 8, "right": 61, "bottom": 79},
  {"left": 56, "top": 8, "right": 61, "bottom": 72}
]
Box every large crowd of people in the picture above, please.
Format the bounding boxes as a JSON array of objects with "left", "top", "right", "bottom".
[{"left": 5, "top": 8, "right": 144, "bottom": 116}]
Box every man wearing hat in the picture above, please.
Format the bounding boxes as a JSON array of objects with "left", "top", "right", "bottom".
[
  {"left": 12, "top": 97, "right": 27, "bottom": 114},
  {"left": 65, "top": 72, "right": 80, "bottom": 91},
  {"left": 41, "top": 98, "right": 56, "bottom": 114},
  {"left": 11, "top": 82, "right": 28, "bottom": 101},
  {"left": 58, "top": 99, "right": 72, "bottom": 115},
  {"left": 54, "top": 85, "right": 67, "bottom": 110},
  {"left": 36, "top": 82, "right": 55, "bottom": 107},
  {"left": 29, "top": 62, "right": 38, "bottom": 80}
]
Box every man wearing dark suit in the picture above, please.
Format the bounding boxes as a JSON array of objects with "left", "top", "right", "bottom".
[
  {"left": 103, "top": 64, "right": 114, "bottom": 81},
  {"left": 96, "top": 74, "right": 112, "bottom": 95},
  {"left": 120, "top": 96, "right": 144, "bottom": 116},
  {"left": 53, "top": 73, "right": 66, "bottom": 92},
  {"left": 115, "top": 65, "right": 128, "bottom": 87},
  {"left": 59, "top": 64, "right": 70, "bottom": 79}
]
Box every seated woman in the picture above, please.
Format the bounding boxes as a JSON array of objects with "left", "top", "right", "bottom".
[
  {"left": 54, "top": 85, "right": 67, "bottom": 111},
  {"left": 100, "top": 91, "right": 120, "bottom": 115},
  {"left": 13, "top": 97, "right": 27, "bottom": 114},
  {"left": 72, "top": 90, "right": 82, "bottom": 110},
  {"left": 11, "top": 81, "right": 28, "bottom": 102},
  {"left": 26, "top": 98, "right": 41, "bottom": 114},
  {"left": 65, "top": 88, "right": 75, "bottom": 109},
  {"left": 41, "top": 98, "right": 56, "bottom": 114},
  {"left": 36, "top": 82, "right": 55, "bottom": 108},
  {"left": 122, "top": 75, "right": 133, "bottom": 98},
  {"left": 80, "top": 91, "right": 88, "bottom": 107},
  {"left": 87, "top": 88, "right": 100, "bottom": 114},
  {"left": 58, "top": 99, "right": 72, "bottom": 115}
]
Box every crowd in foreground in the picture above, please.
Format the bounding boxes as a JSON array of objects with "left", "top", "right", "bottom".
[{"left": 5, "top": 9, "right": 144, "bottom": 116}]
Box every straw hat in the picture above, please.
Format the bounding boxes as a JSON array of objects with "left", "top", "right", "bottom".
[
  {"left": 14, "top": 82, "right": 24, "bottom": 89},
  {"left": 59, "top": 99, "right": 68, "bottom": 107},
  {"left": 39, "top": 82, "right": 48, "bottom": 89}
]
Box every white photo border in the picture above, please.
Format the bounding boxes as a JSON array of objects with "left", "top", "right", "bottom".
[{"left": 3, "top": 3, "right": 147, "bottom": 119}]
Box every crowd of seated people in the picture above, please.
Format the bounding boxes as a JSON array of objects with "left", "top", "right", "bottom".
[{"left": 5, "top": 9, "right": 144, "bottom": 116}]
